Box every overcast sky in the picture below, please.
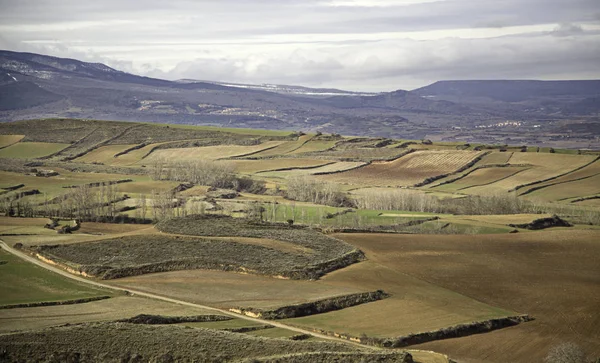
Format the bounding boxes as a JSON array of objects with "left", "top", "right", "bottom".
[{"left": 1, "top": 0, "right": 599, "bottom": 91}]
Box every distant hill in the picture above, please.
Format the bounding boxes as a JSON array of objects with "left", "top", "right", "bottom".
[
  {"left": 0, "top": 50, "right": 599, "bottom": 147},
  {"left": 413, "top": 80, "right": 600, "bottom": 102}
]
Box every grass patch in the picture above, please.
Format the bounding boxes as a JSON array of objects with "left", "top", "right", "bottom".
[
  {"left": 39, "top": 216, "right": 363, "bottom": 280},
  {"left": 0, "top": 249, "right": 109, "bottom": 306},
  {"left": 0, "top": 142, "right": 70, "bottom": 159}
]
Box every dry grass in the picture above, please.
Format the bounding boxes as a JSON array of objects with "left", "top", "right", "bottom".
[
  {"left": 0, "top": 142, "right": 70, "bottom": 159},
  {"left": 333, "top": 230, "right": 600, "bottom": 363},
  {"left": 0, "top": 135, "right": 24, "bottom": 149},
  {"left": 317, "top": 150, "right": 483, "bottom": 187}
]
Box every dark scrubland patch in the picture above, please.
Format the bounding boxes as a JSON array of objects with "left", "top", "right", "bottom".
[
  {"left": 233, "top": 290, "right": 389, "bottom": 319},
  {"left": 0, "top": 322, "right": 405, "bottom": 363},
  {"left": 117, "top": 314, "right": 232, "bottom": 324},
  {"left": 0, "top": 296, "right": 111, "bottom": 310},
  {"left": 106, "top": 124, "right": 293, "bottom": 145},
  {"left": 38, "top": 216, "right": 364, "bottom": 280},
  {"left": 508, "top": 215, "right": 572, "bottom": 230},
  {"left": 0, "top": 157, "right": 34, "bottom": 173}
]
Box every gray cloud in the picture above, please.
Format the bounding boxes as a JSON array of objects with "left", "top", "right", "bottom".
[{"left": 1, "top": 0, "right": 599, "bottom": 90}]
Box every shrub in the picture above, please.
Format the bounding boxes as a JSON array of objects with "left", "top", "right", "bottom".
[{"left": 544, "top": 343, "right": 586, "bottom": 363}]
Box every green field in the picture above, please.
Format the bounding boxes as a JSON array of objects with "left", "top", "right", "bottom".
[
  {"left": 0, "top": 249, "right": 109, "bottom": 306},
  {"left": 0, "top": 142, "right": 70, "bottom": 159}
]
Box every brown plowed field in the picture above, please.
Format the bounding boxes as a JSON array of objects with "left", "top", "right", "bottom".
[
  {"left": 317, "top": 150, "right": 483, "bottom": 187},
  {"left": 335, "top": 230, "right": 600, "bottom": 363}
]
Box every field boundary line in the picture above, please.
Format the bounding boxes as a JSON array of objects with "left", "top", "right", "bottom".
[
  {"left": 511, "top": 155, "right": 600, "bottom": 192},
  {"left": 0, "top": 240, "right": 375, "bottom": 350},
  {"left": 458, "top": 167, "right": 530, "bottom": 191},
  {"left": 518, "top": 171, "right": 600, "bottom": 197}
]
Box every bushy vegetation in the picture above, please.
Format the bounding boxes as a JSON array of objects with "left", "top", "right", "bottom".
[
  {"left": 0, "top": 322, "right": 396, "bottom": 363},
  {"left": 286, "top": 176, "right": 354, "bottom": 207},
  {"left": 355, "top": 189, "right": 530, "bottom": 215},
  {"left": 149, "top": 157, "right": 265, "bottom": 193},
  {"left": 38, "top": 216, "right": 364, "bottom": 280}
]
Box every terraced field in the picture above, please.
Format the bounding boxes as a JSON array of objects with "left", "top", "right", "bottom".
[
  {"left": 0, "top": 142, "right": 70, "bottom": 159},
  {"left": 335, "top": 230, "right": 600, "bottom": 363},
  {"left": 517, "top": 158, "right": 600, "bottom": 201},
  {"left": 73, "top": 144, "right": 137, "bottom": 164},
  {"left": 0, "top": 169, "right": 141, "bottom": 204},
  {"left": 141, "top": 141, "right": 285, "bottom": 163},
  {"left": 524, "top": 173, "right": 600, "bottom": 202},
  {"left": 246, "top": 135, "right": 314, "bottom": 157},
  {"left": 284, "top": 260, "right": 515, "bottom": 339},
  {"left": 229, "top": 158, "right": 334, "bottom": 174},
  {"left": 112, "top": 269, "right": 366, "bottom": 310},
  {"left": 463, "top": 153, "right": 597, "bottom": 195},
  {"left": 432, "top": 166, "right": 529, "bottom": 193},
  {"left": 317, "top": 150, "right": 483, "bottom": 187},
  {"left": 113, "top": 142, "right": 163, "bottom": 165},
  {"left": 287, "top": 140, "right": 338, "bottom": 154},
  {"left": 0, "top": 295, "right": 213, "bottom": 333},
  {"left": 260, "top": 161, "right": 368, "bottom": 178}
]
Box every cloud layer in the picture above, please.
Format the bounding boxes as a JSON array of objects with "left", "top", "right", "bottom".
[{"left": 1, "top": 0, "right": 599, "bottom": 91}]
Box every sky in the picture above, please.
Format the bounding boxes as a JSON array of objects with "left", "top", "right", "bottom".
[{"left": 1, "top": 0, "right": 599, "bottom": 91}]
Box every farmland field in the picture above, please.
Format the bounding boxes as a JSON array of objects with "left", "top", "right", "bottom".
[
  {"left": 0, "top": 142, "right": 70, "bottom": 159},
  {"left": 523, "top": 173, "right": 600, "bottom": 202},
  {"left": 334, "top": 230, "right": 600, "bottom": 363},
  {"left": 1, "top": 118, "right": 599, "bottom": 363},
  {"left": 287, "top": 140, "right": 338, "bottom": 154},
  {"left": 0, "top": 295, "right": 214, "bottom": 333},
  {"left": 73, "top": 144, "right": 137, "bottom": 164},
  {"left": 259, "top": 161, "right": 367, "bottom": 178},
  {"left": 246, "top": 134, "right": 314, "bottom": 157},
  {"left": 141, "top": 141, "right": 285, "bottom": 163},
  {"left": 111, "top": 269, "right": 367, "bottom": 309},
  {"left": 463, "top": 153, "right": 597, "bottom": 194},
  {"left": 432, "top": 166, "right": 529, "bottom": 193},
  {"left": 317, "top": 150, "right": 483, "bottom": 187},
  {"left": 230, "top": 158, "right": 334, "bottom": 174}
]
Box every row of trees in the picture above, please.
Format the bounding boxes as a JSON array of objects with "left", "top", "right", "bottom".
[
  {"left": 286, "top": 176, "right": 353, "bottom": 207},
  {"left": 355, "top": 188, "right": 529, "bottom": 215}
]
